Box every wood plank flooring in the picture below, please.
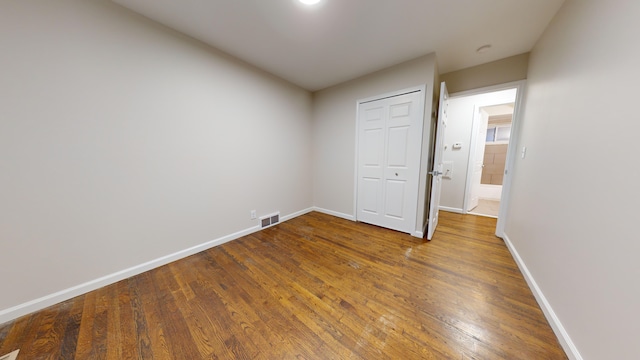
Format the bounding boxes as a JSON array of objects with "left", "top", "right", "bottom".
[{"left": 0, "top": 211, "right": 567, "bottom": 359}]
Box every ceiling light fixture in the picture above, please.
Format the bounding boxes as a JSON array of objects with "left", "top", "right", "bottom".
[
  {"left": 299, "top": 0, "right": 321, "bottom": 5},
  {"left": 476, "top": 44, "right": 492, "bottom": 54}
]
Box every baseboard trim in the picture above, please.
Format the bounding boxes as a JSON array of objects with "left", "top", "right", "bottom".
[
  {"left": 0, "top": 208, "right": 312, "bottom": 325},
  {"left": 439, "top": 206, "right": 464, "bottom": 214},
  {"left": 312, "top": 207, "right": 355, "bottom": 221},
  {"left": 313, "top": 206, "right": 424, "bottom": 237},
  {"left": 502, "top": 233, "right": 583, "bottom": 360},
  {"left": 413, "top": 218, "right": 428, "bottom": 239},
  {"left": 282, "top": 207, "right": 314, "bottom": 221}
]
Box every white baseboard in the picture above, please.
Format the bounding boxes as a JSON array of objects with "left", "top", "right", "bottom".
[
  {"left": 413, "top": 220, "right": 428, "bottom": 238},
  {"left": 312, "top": 207, "right": 355, "bottom": 221},
  {"left": 0, "top": 208, "right": 312, "bottom": 325},
  {"left": 439, "top": 206, "right": 464, "bottom": 214},
  {"left": 312, "top": 207, "right": 424, "bottom": 238},
  {"left": 502, "top": 233, "right": 583, "bottom": 360},
  {"left": 282, "top": 207, "right": 314, "bottom": 221}
]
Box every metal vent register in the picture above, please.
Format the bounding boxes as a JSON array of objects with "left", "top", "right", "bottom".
[{"left": 260, "top": 213, "right": 280, "bottom": 228}]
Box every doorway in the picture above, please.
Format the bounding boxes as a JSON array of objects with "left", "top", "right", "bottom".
[
  {"left": 438, "top": 81, "right": 525, "bottom": 237},
  {"left": 466, "top": 103, "right": 514, "bottom": 218}
]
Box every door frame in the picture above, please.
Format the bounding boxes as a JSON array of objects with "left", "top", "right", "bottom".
[
  {"left": 353, "top": 85, "right": 427, "bottom": 237},
  {"left": 450, "top": 80, "right": 526, "bottom": 238}
]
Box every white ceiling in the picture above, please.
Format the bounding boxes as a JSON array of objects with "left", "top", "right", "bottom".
[
  {"left": 112, "top": 0, "right": 565, "bottom": 91},
  {"left": 483, "top": 104, "right": 514, "bottom": 117}
]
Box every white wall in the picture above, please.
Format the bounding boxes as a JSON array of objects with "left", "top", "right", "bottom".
[
  {"left": 440, "top": 89, "right": 516, "bottom": 211},
  {"left": 312, "top": 55, "right": 437, "bottom": 234},
  {"left": 0, "top": 0, "right": 312, "bottom": 320},
  {"left": 505, "top": 0, "right": 640, "bottom": 358}
]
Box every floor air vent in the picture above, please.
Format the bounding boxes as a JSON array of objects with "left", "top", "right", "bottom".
[
  {"left": 260, "top": 212, "right": 280, "bottom": 228},
  {"left": 0, "top": 350, "right": 19, "bottom": 360}
]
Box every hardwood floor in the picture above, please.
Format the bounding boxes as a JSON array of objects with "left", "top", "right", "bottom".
[{"left": 0, "top": 211, "right": 567, "bottom": 359}]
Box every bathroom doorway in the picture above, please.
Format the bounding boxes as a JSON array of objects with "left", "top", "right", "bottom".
[
  {"left": 467, "top": 103, "right": 513, "bottom": 218},
  {"left": 437, "top": 81, "right": 525, "bottom": 237}
]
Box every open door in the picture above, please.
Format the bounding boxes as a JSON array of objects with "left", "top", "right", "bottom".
[
  {"left": 427, "top": 82, "right": 448, "bottom": 240},
  {"left": 467, "top": 108, "right": 489, "bottom": 212}
]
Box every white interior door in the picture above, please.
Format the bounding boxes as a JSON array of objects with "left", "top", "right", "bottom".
[
  {"left": 467, "top": 108, "right": 489, "bottom": 212},
  {"left": 426, "top": 82, "right": 449, "bottom": 240},
  {"left": 356, "top": 90, "right": 424, "bottom": 234}
]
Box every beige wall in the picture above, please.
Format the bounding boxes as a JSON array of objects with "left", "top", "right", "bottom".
[
  {"left": 441, "top": 53, "right": 529, "bottom": 93},
  {"left": 312, "top": 54, "right": 437, "bottom": 234},
  {"left": 505, "top": 0, "right": 640, "bottom": 358},
  {"left": 0, "top": 0, "right": 312, "bottom": 318}
]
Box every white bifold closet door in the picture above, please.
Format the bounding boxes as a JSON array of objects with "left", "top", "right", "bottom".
[{"left": 356, "top": 90, "right": 424, "bottom": 234}]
